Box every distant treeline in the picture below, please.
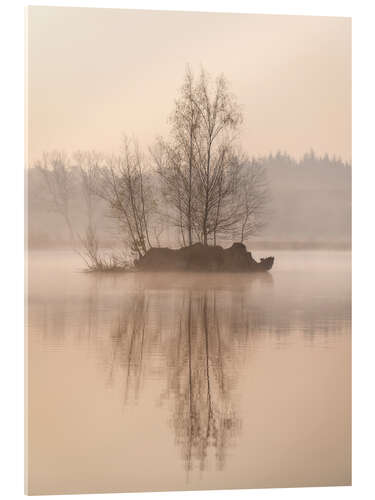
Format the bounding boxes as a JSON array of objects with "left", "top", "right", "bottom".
[
  {"left": 27, "top": 150, "right": 351, "bottom": 251},
  {"left": 261, "top": 150, "right": 350, "bottom": 169},
  {"left": 261, "top": 152, "right": 351, "bottom": 248}
]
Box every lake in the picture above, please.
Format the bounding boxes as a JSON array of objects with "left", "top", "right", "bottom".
[{"left": 26, "top": 249, "right": 351, "bottom": 494}]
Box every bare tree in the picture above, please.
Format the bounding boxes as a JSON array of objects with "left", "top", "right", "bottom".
[
  {"left": 95, "top": 137, "right": 154, "bottom": 259},
  {"left": 171, "top": 67, "right": 200, "bottom": 245},
  {"left": 191, "top": 70, "right": 243, "bottom": 244},
  {"left": 73, "top": 150, "right": 103, "bottom": 268},
  {"left": 207, "top": 146, "right": 243, "bottom": 245},
  {"left": 152, "top": 67, "right": 200, "bottom": 246},
  {"left": 154, "top": 68, "right": 244, "bottom": 247},
  {"left": 235, "top": 158, "right": 270, "bottom": 243},
  {"left": 152, "top": 139, "right": 190, "bottom": 246},
  {"left": 35, "top": 151, "right": 76, "bottom": 242}
]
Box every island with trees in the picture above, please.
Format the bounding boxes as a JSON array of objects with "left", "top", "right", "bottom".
[{"left": 31, "top": 68, "right": 278, "bottom": 272}]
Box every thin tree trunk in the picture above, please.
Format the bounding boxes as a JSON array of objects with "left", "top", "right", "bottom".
[
  {"left": 187, "top": 128, "right": 193, "bottom": 246},
  {"left": 203, "top": 145, "right": 211, "bottom": 246},
  {"left": 138, "top": 164, "right": 152, "bottom": 250}
]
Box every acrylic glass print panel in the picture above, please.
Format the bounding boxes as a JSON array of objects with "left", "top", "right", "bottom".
[{"left": 26, "top": 6, "right": 351, "bottom": 495}]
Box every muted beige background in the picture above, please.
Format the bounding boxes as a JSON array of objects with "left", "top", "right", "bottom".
[{"left": 27, "top": 7, "right": 351, "bottom": 163}]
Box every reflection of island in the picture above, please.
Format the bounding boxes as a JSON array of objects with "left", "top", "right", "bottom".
[
  {"left": 94, "top": 272, "right": 274, "bottom": 473},
  {"left": 94, "top": 272, "right": 273, "bottom": 473},
  {"left": 105, "top": 286, "right": 247, "bottom": 472}
]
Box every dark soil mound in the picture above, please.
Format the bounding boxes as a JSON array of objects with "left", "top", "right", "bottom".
[{"left": 135, "top": 242, "right": 274, "bottom": 272}]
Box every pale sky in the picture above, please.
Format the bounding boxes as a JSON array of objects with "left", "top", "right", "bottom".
[{"left": 27, "top": 7, "right": 351, "bottom": 164}]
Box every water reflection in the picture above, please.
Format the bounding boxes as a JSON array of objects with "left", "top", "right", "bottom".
[
  {"left": 163, "top": 291, "right": 240, "bottom": 472},
  {"left": 29, "top": 265, "right": 350, "bottom": 477},
  {"left": 103, "top": 282, "right": 257, "bottom": 472},
  {"left": 38, "top": 272, "right": 274, "bottom": 472},
  {"left": 27, "top": 251, "right": 351, "bottom": 493}
]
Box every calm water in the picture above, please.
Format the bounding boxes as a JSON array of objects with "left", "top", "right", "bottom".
[{"left": 26, "top": 250, "right": 351, "bottom": 494}]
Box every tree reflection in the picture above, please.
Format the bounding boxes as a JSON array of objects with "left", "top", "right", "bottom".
[
  {"left": 106, "top": 285, "right": 249, "bottom": 473},
  {"left": 163, "top": 290, "right": 240, "bottom": 472},
  {"left": 107, "top": 292, "right": 149, "bottom": 402}
]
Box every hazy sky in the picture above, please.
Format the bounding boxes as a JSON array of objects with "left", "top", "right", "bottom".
[{"left": 27, "top": 7, "right": 351, "bottom": 164}]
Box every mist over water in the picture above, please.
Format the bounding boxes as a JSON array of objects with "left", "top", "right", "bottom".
[{"left": 27, "top": 249, "right": 351, "bottom": 494}]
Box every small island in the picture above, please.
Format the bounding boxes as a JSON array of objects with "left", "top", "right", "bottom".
[
  {"left": 135, "top": 242, "right": 274, "bottom": 272},
  {"left": 35, "top": 68, "right": 275, "bottom": 274}
]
